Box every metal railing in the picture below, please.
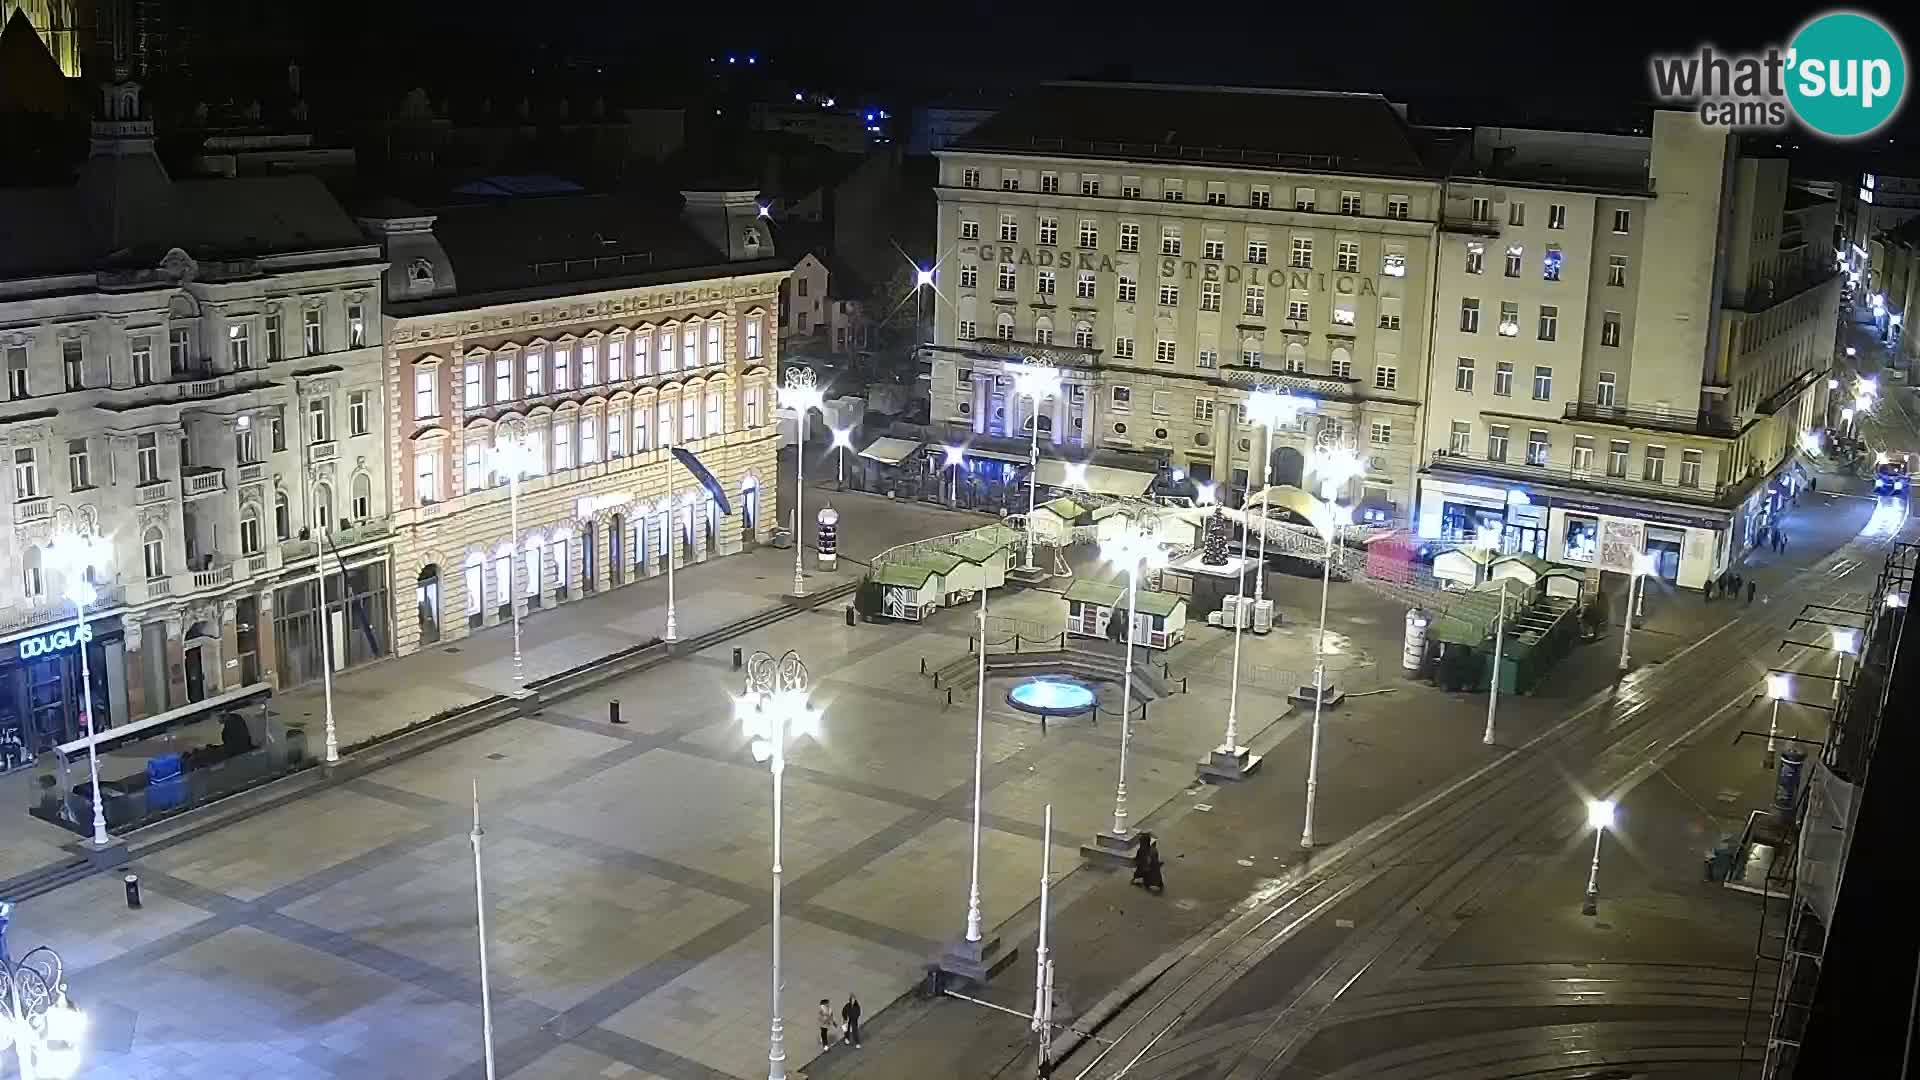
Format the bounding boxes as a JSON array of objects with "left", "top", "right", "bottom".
[
  {"left": 1562, "top": 401, "right": 1740, "bottom": 438},
  {"left": 1427, "top": 449, "right": 1728, "bottom": 505}
]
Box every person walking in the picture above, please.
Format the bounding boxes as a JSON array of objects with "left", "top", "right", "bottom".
[
  {"left": 1704, "top": 578, "right": 1714, "bottom": 603},
  {"left": 1747, "top": 578, "right": 1758, "bottom": 604},
  {"left": 819, "top": 999, "right": 836, "bottom": 1050},
  {"left": 841, "top": 994, "right": 862, "bottom": 1048}
]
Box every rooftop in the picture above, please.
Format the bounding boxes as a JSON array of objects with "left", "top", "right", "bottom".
[{"left": 949, "top": 82, "right": 1443, "bottom": 179}]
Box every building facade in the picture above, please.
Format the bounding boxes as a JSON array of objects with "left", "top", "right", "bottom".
[
  {"left": 928, "top": 83, "right": 1443, "bottom": 519},
  {"left": 1421, "top": 114, "right": 1838, "bottom": 589},
  {"left": 0, "top": 78, "right": 392, "bottom": 754},
  {"left": 361, "top": 189, "right": 786, "bottom": 659}
]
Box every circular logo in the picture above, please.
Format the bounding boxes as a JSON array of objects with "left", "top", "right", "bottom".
[{"left": 1786, "top": 11, "right": 1908, "bottom": 138}]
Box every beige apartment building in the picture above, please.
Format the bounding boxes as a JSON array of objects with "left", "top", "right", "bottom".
[
  {"left": 927, "top": 82, "right": 1444, "bottom": 520},
  {"left": 1421, "top": 113, "right": 1838, "bottom": 590}
]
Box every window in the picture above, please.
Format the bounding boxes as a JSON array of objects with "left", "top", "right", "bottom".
[
  {"left": 1572, "top": 436, "right": 1594, "bottom": 473},
  {"left": 681, "top": 329, "right": 696, "bottom": 370},
  {"left": 1680, "top": 449, "right": 1702, "bottom": 487},
  {"left": 1340, "top": 191, "right": 1362, "bottom": 215},
  {"left": 1079, "top": 219, "right": 1098, "bottom": 248},
  {"left": 996, "top": 313, "right": 1015, "bottom": 339},
  {"left": 960, "top": 219, "right": 980, "bottom": 240},
  {"left": 1158, "top": 283, "right": 1179, "bottom": 307},
  {"left": 1526, "top": 429, "right": 1549, "bottom": 466},
  {"left": 1197, "top": 348, "right": 1218, "bottom": 369},
  {"left": 1155, "top": 340, "right": 1177, "bottom": 364},
  {"left": 1499, "top": 302, "right": 1520, "bottom": 337},
  {"left": 351, "top": 473, "right": 371, "bottom": 520},
  {"left": 1508, "top": 201, "right": 1526, "bottom": 226},
  {"left": 962, "top": 167, "right": 980, "bottom": 188},
  {"left": 1001, "top": 170, "right": 1020, "bottom": 191},
  {"left": 1607, "top": 439, "right": 1629, "bottom": 477},
  {"left": 581, "top": 342, "right": 598, "bottom": 385},
  {"left": 1150, "top": 390, "right": 1171, "bottom": 417},
  {"left": 1460, "top": 298, "right": 1480, "bottom": 333},
  {"left": 1533, "top": 366, "right": 1553, "bottom": 400},
  {"left": 1471, "top": 196, "right": 1491, "bottom": 221},
  {"left": 274, "top": 491, "right": 291, "bottom": 540},
  {"left": 1037, "top": 269, "right": 1056, "bottom": 296},
  {"left": 1118, "top": 276, "right": 1140, "bottom": 305},
  {"left": 1449, "top": 421, "right": 1471, "bottom": 455},
  {"left": 1505, "top": 245, "right": 1523, "bottom": 277},
  {"left": 1250, "top": 186, "right": 1272, "bottom": 208},
  {"left": 998, "top": 263, "right": 1018, "bottom": 291},
  {"left": 167, "top": 328, "right": 190, "bottom": 374},
  {"left": 655, "top": 401, "right": 674, "bottom": 447},
  {"left": 1542, "top": 246, "right": 1563, "bottom": 282},
  {"left": 11, "top": 448, "right": 37, "bottom": 498},
  {"left": 303, "top": 308, "right": 323, "bottom": 354},
  {"left": 1294, "top": 187, "right": 1316, "bottom": 211},
  {"left": 1465, "top": 243, "right": 1485, "bottom": 275},
  {"left": 6, "top": 348, "right": 28, "bottom": 399},
  {"left": 1383, "top": 246, "right": 1406, "bottom": 277},
  {"left": 143, "top": 527, "right": 165, "bottom": 579},
  {"left": 349, "top": 390, "right": 370, "bottom": 436},
  {"left": 1487, "top": 425, "right": 1510, "bottom": 462},
  {"left": 1285, "top": 350, "right": 1307, "bottom": 374},
  {"left": 67, "top": 439, "right": 90, "bottom": 490},
  {"left": 1612, "top": 208, "right": 1631, "bottom": 234},
  {"left": 463, "top": 441, "right": 484, "bottom": 491},
  {"left": 1291, "top": 236, "right": 1313, "bottom": 268},
  {"left": 1034, "top": 323, "right": 1054, "bottom": 345},
  {"left": 464, "top": 361, "right": 484, "bottom": 407},
  {"left": 1074, "top": 323, "right": 1094, "bottom": 348},
  {"left": 1119, "top": 223, "right": 1140, "bottom": 252},
  {"left": 1038, "top": 217, "right": 1058, "bottom": 246},
  {"left": 308, "top": 396, "right": 331, "bottom": 443},
  {"left": 958, "top": 320, "right": 976, "bottom": 340},
  {"left": 234, "top": 423, "right": 256, "bottom": 464},
  {"left": 581, "top": 414, "right": 600, "bottom": 462},
  {"left": 1643, "top": 445, "right": 1666, "bottom": 482},
  {"left": 1601, "top": 312, "right": 1621, "bottom": 347},
  {"left": 1247, "top": 239, "right": 1269, "bottom": 264},
  {"left": 1333, "top": 306, "right": 1356, "bottom": 326},
  {"left": 1194, "top": 397, "right": 1215, "bottom": 421},
  {"left": 1597, "top": 372, "right": 1618, "bottom": 407},
  {"left": 1200, "top": 281, "right": 1221, "bottom": 311},
  {"left": 1336, "top": 241, "right": 1360, "bottom": 273},
  {"left": 1286, "top": 299, "right": 1309, "bottom": 322},
  {"left": 1111, "top": 386, "right": 1132, "bottom": 411},
  {"left": 1041, "top": 172, "right": 1059, "bottom": 194},
  {"left": 1537, "top": 305, "right": 1558, "bottom": 341},
  {"left": 1074, "top": 271, "right": 1096, "bottom": 300},
  {"left": 744, "top": 386, "right": 762, "bottom": 429},
  {"left": 1547, "top": 204, "right": 1567, "bottom": 230},
  {"left": 1206, "top": 183, "right": 1227, "bottom": 206},
  {"left": 1162, "top": 180, "right": 1184, "bottom": 202},
  {"left": 240, "top": 506, "right": 261, "bottom": 555},
  {"left": 1113, "top": 336, "right": 1135, "bottom": 360},
  {"left": 959, "top": 265, "right": 978, "bottom": 289},
  {"left": 271, "top": 412, "right": 285, "bottom": 452},
  {"left": 607, "top": 337, "right": 626, "bottom": 380},
  {"left": 1370, "top": 421, "right": 1392, "bottom": 446},
  {"left": 1455, "top": 356, "right": 1476, "bottom": 392},
  {"left": 1244, "top": 285, "right": 1266, "bottom": 317},
  {"left": 1494, "top": 361, "right": 1514, "bottom": 396},
  {"left": 1387, "top": 195, "right": 1410, "bottom": 220},
  {"left": 1240, "top": 341, "right": 1262, "bottom": 367},
  {"left": 494, "top": 356, "right": 511, "bottom": 401},
  {"left": 999, "top": 214, "right": 1018, "bottom": 242},
  {"left": 348, "top": 303, "right": 366, "bottom": 348},
  {"left": 1607, "top": 255, "right": 1628, "bottom": 287},
  {"left": 524, "top": 349, "right": 544, "bottom": 393},
  {"left": 1081, "top": 176, "right": 1100, "bottom": 196},
  {"left": 1161, "top": 226, "right": 1181, "bottom": 256},
  {"left": 416, "top": 446, "right": 441, "bottom": 502},
  {"left": 1374, "top": 365, "right": 1398, "bottom": 390},
  {"left": 1379, "top": 311, "right": 1402, "bottom": 330},
  {"left": 414, "top": 366, "right": 437, "bottom": 419},
  {"left": 130, "top": 334, "right": 155, "bottom": 385}
]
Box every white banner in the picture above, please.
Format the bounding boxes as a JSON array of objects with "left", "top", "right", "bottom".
[{"left": 1598, "top": 517, "right": 1645, "bottom": 574}]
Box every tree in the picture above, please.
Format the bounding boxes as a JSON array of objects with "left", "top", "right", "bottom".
[{"left": 1200, "top": 509, "right": 1230, "bottom": 566}]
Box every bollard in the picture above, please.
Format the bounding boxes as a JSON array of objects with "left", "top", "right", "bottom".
[
  {"left": 732, "top": 647, "right": 743, "bottom": 670},
  {"left": 947, "top": 688, "right": 953, "bottom": 707},
  {"left": 125, "top": 873, "right": 142, "bottom": 909},
  {"left": 1180, "top": 677, "right": 1188, "bottom": 693},
  {"left": 609, "top": 699, "right": 625, "bottom": 725},
  {"left": 933, "top": 672, "right": 941, "bottom": 688},
  {"left": 921, "top": 657, "right": 928, "bottom": 675},
  {"left": 845, "top": 606, "right": 856, "bottom": 627},
  {"left": 968, "top": 637, "right": 975, "bottom": 655}
]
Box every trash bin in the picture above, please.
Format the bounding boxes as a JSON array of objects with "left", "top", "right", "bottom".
[{"left": 845, "top": 606, "right": 856, "bottom": 627}]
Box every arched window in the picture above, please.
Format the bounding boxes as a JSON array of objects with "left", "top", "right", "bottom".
[
  {"left": 240, "top": 504, "right": 262, "bottom": 554},
  {"left": 313, "top": 482, "right": 334, "bottom": 534},
  {"left": 996, "top": 312, "right": 1016, "bottom": 340},
  {"left": 1034, "top": 316, "right": 1054, "bottom": 345},
  {"left": 143, "top": 527, "right": 165, "bottom": 578},
  {"left": 1242, "top": 337, "right": 1264, "bottom": 368},
  {"left": 352, "top": 472, "right": 373, "bottom": 520},
  {"left": 1284, "top": 341, "right": 1308, "bottom": 374},
  {"left": 274, "top": 490, "right": 291, "bottom": 541},
  {"left": 1074, "top": 322, "right": 1094, "bottom": 349}
]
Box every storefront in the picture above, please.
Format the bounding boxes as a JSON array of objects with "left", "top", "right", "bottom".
[
  {"left": 0, "top": 615, "right": 130, "bottom": 765},
  {"left": 1419, "top": 479, "right": 1544, "bottom": 554},
  {"left": 272, "top": 558, "right": 392, "bottom": 692}
]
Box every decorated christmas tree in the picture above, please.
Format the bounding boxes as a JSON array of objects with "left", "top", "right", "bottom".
[{"left": 1201, "top": 509, "right": 1230, "bottom": 566}]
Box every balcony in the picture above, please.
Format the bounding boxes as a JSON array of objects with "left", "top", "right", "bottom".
[
  {"left": 190, "top": 559, "right": 235, "bottom": 591},
  {"left": 146, "top": 576, "right": 173, "bottom": 599},
  {"left": 237, "top": 462, "right": 266, "bottom": 485},
  {"left": 182, "top": 467, "right": 227, "bottom": 499},
  {"left": 1219, "top": 364, "right": 1358, "bottom": 399},
  {"left": 1722, "top": 267, "right": 1838, "bottom": 314},
  {"left": 247, "top": 554, "right": 270, "bottom": 576},
  {"left": 13, "top": 494, "right": 52, "bottom": 525},
  {"left": 136, "top": 480, "right": 175, "bottom": 505},
  {"left": 310, "top": 441, "right": 337, "bottom": 463},
  {"left": 1428, "top": 449, "right": 1731, "bottom": 506},
  {"left": 1562, "top": 402, "right": 1741, "bottom": 439},
  {"left": 1441, "top": 215, "right": 1503, "bottom": 238}
]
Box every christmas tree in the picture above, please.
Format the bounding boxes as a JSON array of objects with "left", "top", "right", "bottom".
[{"left": 1201, "top": 509, "right": 1230, "bottom": 565}]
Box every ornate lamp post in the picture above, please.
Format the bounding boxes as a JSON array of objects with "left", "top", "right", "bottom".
[
  {"left": 738, "top": 651, "right": 822, "bottom": 1080},
  {"left": 1617, "top": 552, "right": 1658, "bottom": 672},
  {"left": 1299, "top": 496, "right": 1351, "bottom": 850},
  {"left": 0, "top": 902, "right": 87, "bottom": 1080},
  {"left": 778, "top": 370, "right": 826, "bottom": 598},
  {"left": 488, "top": 430, "right": 544, "bottom": 685},
  {"left": 1477, "top": 527, "right": 1507, "bottom": 748},
  {"left": 1098, "top": 527, "right": 1168, "bottom": 846},
  {"left": 1012, "top": 363, "right": 1062, "bottom": 571},
  {"left": 1582, "top": 798, "right": 1616, "bottom": 916},
  {"left": 41, "top": 530, "right": 113, "bottom": 847},
  {"left": 829, "top": 426, "right": 853, "bottom": 488},
  {"left": 1242, "top": 390, "right": 1314, "bottom": 603},
  {"left": 469, "top": 781, "right": 496, "bottom": 1080},
  {"left": 1831, "top": 627, "right": 1858, "bottom": 702}
]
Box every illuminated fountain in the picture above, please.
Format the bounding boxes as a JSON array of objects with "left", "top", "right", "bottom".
[{"left": 1006, "top": 678, "right": 1097, "bottom": 719}]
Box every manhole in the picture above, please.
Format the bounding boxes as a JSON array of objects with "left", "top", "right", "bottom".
[
  {"left": 443, "top": 646, "right": 462, "bottom": 654},
  {"left": 487, "top": 753, "right": 508, "bottom": 761}
]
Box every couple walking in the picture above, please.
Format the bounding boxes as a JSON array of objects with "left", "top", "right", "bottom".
[{"left": 819, "top": 994, "right": 862, "bottom": 1049}]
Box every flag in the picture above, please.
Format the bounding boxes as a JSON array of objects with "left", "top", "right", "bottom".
[{"left": 672, "top": 447, "right": 734, "bottom": 514}]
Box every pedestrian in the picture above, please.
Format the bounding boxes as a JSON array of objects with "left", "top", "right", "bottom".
[
  {"left": 1811, "top": 477, "right": 1819, "bottom": 493},
  {"left": 1748, "top": 579, "right": 1758, "bottom": 604},
  {"left": 819, "top": 999, "right": 836, "bottom": 1050},
  {"left": 1780, "top": 532, "right": 1788, "bottom": 553},
  {"left": 841, "top": 994, "right": 863, "bottom": 1048},
  {"left": 1703, "top": 578, "right": 1713, "bottom": 603},
  {"left": 1132, "top": 833, "right": 1166, "bottom": 893}
]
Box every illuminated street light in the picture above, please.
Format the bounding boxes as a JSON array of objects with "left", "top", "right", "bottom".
[
  {"left": 1063, "top": 461, "right": 1088, "bottom": 489},
  {"left": 1829, "top": 378, "right": 1841, "bottom": 390},
  {"left": 1831, "top": 627, "right": 1859, "bottom": 702},
  {"left": 1765, "top": 672, "right": 1791, "bottom": 768},
  {"left": 829, "top": 427, "right": 853, "bottom": 487},
  {"left": 1012, "top": 364, "right": 1063, "bottom": 571},
  {"left": 914, "top": 266, "right": 935, "bottom": 290},
  {"left": 1195, "top": 482, "right": 1217, "bottom": 506},
  {"left": 778, "top": 370, "right": 827, "bottom": 598},
  {"left": 1099, "top": 529, "right": 1168, "bottom": 842},
  {"left": 489, "top": 433, "right": 546, "bottom": 668},
  {"left": 0, "top": 902, "right": 87, "bottom": 1080},
  {"left": 1307, "top": 440, "right": 1366, "bottom": 505},
  {"left": 942, "top": 443, "right": 966, "bottom": 503},
  {"left": 1617, "top": 552, "right": 1658, "bottom": 672},
  {"left": 1582, "top": 799, "right": 1616, "bottom": 915},
  {"left": 1846, "top": 346, "right": 1857, "bottom": 357},
  {"left": 738, "top": 651, "right": 822, "bottom": 1080},
  {"left": 1299, "top": 500, "right": 1351, "bottom": 849},
  {"left": 1889, "top": 591, "right": 1908, "bottom": 609},
  {"left": 41, "top": 530, "right": 114, "bottom": 847},
  {"left": 1243, "top": 390, "right": 1314, "bottom": 603}
]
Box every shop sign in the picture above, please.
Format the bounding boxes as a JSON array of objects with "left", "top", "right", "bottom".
[
  {"left": 1545, "top": 495, "right": 1726, "bottom": 532},
  {"left": 18, "top": 624, "right": 91, "bottom": 660}
]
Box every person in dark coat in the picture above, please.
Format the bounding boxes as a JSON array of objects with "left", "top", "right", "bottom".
[
  {"left": 1748, "top": 579, "right": 1758, "bottom": 604},
  {"left": 1132, "top": 834, "right": 1165, "bottom": 893},
  {"left": 841, "top": 994, "right": 862, "bottom": 1047},
  {"left": 1704, "top": 578, "right": 1714, "bottom": 602}
]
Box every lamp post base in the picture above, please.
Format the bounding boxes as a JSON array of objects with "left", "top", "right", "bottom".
[
  {"left": 1080, "top": 828, "right": 1143, "bottom": 867},
  {"left": 933, "top": 932, "right": 1015, "bottom": 985},
  {"left": 1582, "top": 890, "right": 1599, "bottom": 917},
  {"left": 82, "top": 835, "right": 130, "bottom": 869},
  {"left": 1197, "top": 745, "right": 1262, "bottom": 784}
]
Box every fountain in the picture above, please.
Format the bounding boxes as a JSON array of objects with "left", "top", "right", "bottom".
[{"left": 1006, "top": 678, "right": 1097, "bottom": 719}]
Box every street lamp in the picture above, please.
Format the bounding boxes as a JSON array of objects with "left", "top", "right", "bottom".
[
  {"left": 1831, "top": 627, "right": 1859, "bottom": 702},
  {"left": 1012, "top": 363, "right": 1063, "bottom": 571},
  {"left": 1195, "top": 482, "right": 1217, "bottom": 506},
  {"left": 942, "top": 444, "right": 966, "bottom": 504},
  {"left": 470, "top": 782, "right": 496, "bottom": 1080},
  {"left": 1765, "top": 673, "right": 1791, "bottom": 769},
  {"left": 1307, "top": 438, "right": 1366, "bottom": 506},
  {"left": 1485, "top": 571, "right": 1510, "bottom": 747},
  {"left": 1300, "top": 499, "right": 1350, "bottom": 850},
  {"left": 738, "top": 650, "right": 821, "bottom": 1080},
  {"left": 1100, "top": 528, "right": 1167, "bottom": 842},
  {"left": 779, "top": 369, "right": 826, "bottom": 598},
  {"left": 41, "top": 530, "right": 113, "bottom": 847},
  {"left": 0, "top": 902, "right": 86, "bottom": 1080},
  {"left": 309, "top": 481, "right": 339, "bottom": 759},
  {"left": 488, "top": 433, "right": 544, "bottom": 681},
  {"left": 829, "top": 427, "right": 853, "bottom": 488},
  {"left": 1617, "top": 552, "right": 1657, "bottom": 672},
  {"left": 1581, "top": 798, "right": 1616, "bottom": 916},
  {"left": 1242, "top": 390, "right": 1314, "bottom": 603}
]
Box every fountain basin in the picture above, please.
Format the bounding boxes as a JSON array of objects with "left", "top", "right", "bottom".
[{"left": 1006, "top": 678, "right": 1097, "bottom": 718}]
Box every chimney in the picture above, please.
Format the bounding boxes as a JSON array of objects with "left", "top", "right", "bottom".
[{"left": 681, "top": 189, "right": 773, "bottom": 262}]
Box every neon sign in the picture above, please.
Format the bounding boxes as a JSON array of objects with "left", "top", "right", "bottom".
[{"left": 18, "top": 624, "right": 91, "bottom": 660}]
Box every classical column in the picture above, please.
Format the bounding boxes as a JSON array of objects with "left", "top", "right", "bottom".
[
  {"left": 258, "top": 587, "right": 280, "bottom": 687},
  {"left": 121, "top": 614, "right": 148, "bottom": 721},
  {"left": 219, "top": 598, "right": 241, "bottom": 693},
  {"left": 972, "top": 376, "right": 988, "bottom": 435},
  {"left": 1052, "top": 392, "right": 1067, "bottom": 446},
  {"left": 163, "top": 616, "right": 186, "bottom": 710}
]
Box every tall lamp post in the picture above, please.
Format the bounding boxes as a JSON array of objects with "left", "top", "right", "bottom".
[
  {"left": 1831, "top": 627, "right": 1858, "bottom": 702},
  {"left": 308, "top": 492, "right": 339, "bottom": 763},
  {"left": 829, "top": 427, "right": 853, "bottom": 489},
  {"left": 1099, "top": 528, "right": 1167, "bottom": 846},
  {"left": 942, "top": 444, "right": 966, "bottom": 505},
  {"left": 1764, "top": 673, "right": 1791, "bottom": 768},
  {"left": 1581, "top": 798, "right": 1616, "bottom": 916},
  {"left": 1478, "top": 527, "right": 1507, "bottom": 748},
  {"left": 779, "top": 369, "right": 826, "bottom": 598},
  {"left": 1616, "top": 552, "right": 1657, "bottom": 673},
  {"left": 42, "top": 530, "right": 113, "bottom": 847},
  {"left": 469, "top": 781, "right": 496, "bottom": 1080},
  {"left": 1242, "top": 390, "right": 1314, "bottom": 604},
  {"left": 1299, "top": 496, "right": 1351, "bottom": 850},
  {"left": 0, "top": 902, "right": 87, "bottom": 1080},
  {"left": 738, "top": 650, "right": 822, "bottom": 1080},
  {"left": 489, "top": 432, "right": 543, "bottom": 684},
  {"left": 1012, "top": 363, "right": 1062, "bottom": 571}
]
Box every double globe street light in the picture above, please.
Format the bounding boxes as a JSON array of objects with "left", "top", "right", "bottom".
[
  {"left": 1099, "top": 527, "right": 1168, "bottom": 846},
  {"left": 778, "top": 370, "right": 826, "bottom": 599},
  {"left": 487, "top": 432, "right": 545, "bottom": 683},
  {"left": 0, "top": 902, "right": 86, "bottom": 1080},
  {"left": 40, "top": 530, "right": 114, "bottom": 848},
  {"left": 1011, "top": 363, "right": 1062, "bottom": 572}
]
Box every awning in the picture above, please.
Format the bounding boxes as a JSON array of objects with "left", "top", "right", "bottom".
[
  {"left": 1032, "top": 460, "right": 1157, "bottom": 498},
  {"left": 858, "top": 437, "right": 924, "bottom": 465},
  {"left": 963, "top": 446, "right": 1030, "bottom": 464}
]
